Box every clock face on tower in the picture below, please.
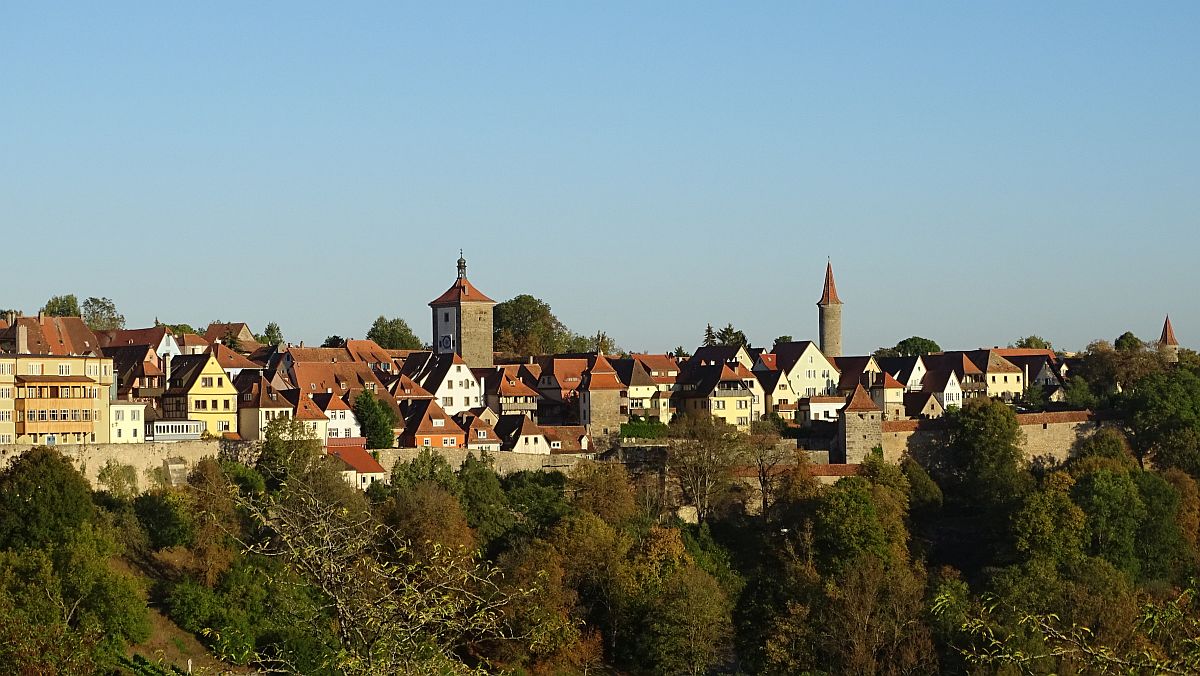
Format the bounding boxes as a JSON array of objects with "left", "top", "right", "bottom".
[{"left": 439, "top": 335, "right": 453, "bottom": 351}]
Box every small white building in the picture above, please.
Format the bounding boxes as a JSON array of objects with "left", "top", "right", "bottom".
[{"left": 109, "top": 402, "right": 146, "bottom": 443}]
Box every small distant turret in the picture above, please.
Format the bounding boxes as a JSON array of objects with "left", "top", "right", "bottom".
[{"left": 1160, "top": 315, "right": 1180, "bottom": 363}]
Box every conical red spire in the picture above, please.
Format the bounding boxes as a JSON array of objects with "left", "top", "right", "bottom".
[
  {"left": 818, "top": 260, "right": 842, "bottom": 305},
  {"left": 1160, "top": 315, "right": 1179, "bottom": 347}
]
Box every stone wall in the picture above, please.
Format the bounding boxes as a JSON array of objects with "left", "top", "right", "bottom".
[
  {"left": 377, "top": 447, "right": 589, "bottom": 476},
  {"left": 880, "top": 411, "right": 1094, "bottom": 465},
  {"left": 0, "top": 440, "right": 227, "bottom": 487},
  {"left": 458, "top": 302, "right": 495, "bottom": 369},
  {"left": 840, "top": 410, "right": 882, "bottom": 463}
]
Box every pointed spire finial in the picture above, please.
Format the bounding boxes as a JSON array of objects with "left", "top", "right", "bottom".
[{"left": 457, "top": 250, "right": 467, "bottom": 279}]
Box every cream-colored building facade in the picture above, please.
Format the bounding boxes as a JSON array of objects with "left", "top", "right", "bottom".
[{"left": 0, "top": 354, "right": 115, "bottom": 445}]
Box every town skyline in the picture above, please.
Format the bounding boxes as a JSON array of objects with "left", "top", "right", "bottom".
[{"left": 3, "top": 253, "right": 1186, "bottom": 356}]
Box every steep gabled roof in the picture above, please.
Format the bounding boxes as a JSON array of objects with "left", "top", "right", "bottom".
[
  {"left": 402, "top": 398, "right": 463, "bottom": 437},
  {"left": 177, "top": 333, "right": 209, "bottom": 350},
  {"left": 455, "top": 411, "right": 502, "bottom": 445},
  {"left": 1161, "top": 315, "right": 1179, "bottom": 347},
  {"left": 165, "top": 353, "right": 219, "bottom": 394},
  {"left": 818, "top": 260, "right": 842, "bottom": 305},
  {"left": 582, "top": 354, "right": 625, "bottom": 391},
  {"left": 235, "top": 374, "right": 291, "bottom": 410},
  {"left": 208, "top": 342, "right": 260, "bottom": 371},
  {"left": 494, "top": 413, "right": 545, "bottom": 446},
  {"left": 1, "top": 316, "right": 102, "bottom": 356},
  {"left": 772, "top": 341, "right": 826, "bottom": 374},
  {"left": 843, "top": 384, "right": 879, "bottom": 413},
  {"left": 872, "top": 371, "right": 905, "bottom": 390},
  {"left": 389, "top": 373, "right": 435, "bottom": 400}
]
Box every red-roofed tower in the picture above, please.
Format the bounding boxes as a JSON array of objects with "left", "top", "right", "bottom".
[
  {"left": 1160, "top": 315, "right": 1180, "bottom": 363},
  {"left": 430, "top": 252, "right": 496, "bottom": 368},
  {"left": 817, "top": 260, "right": 844, "bottom": 358}
]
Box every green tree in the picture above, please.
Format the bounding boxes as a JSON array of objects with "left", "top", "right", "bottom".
[
  {"left": 668, "top": 414, "right": 745, "bottom": 523},
  {"left": 81, "top": 296, "right": 125, "bottom": 330},
  {"left": 391, "top": 446, "right": 460, "bottom": 493},
  {"left": 321, "top": 334, "right": 346, "bottom": 348},
  {"left": 1011, "top": 474, "right": 1087, "bottom": 566},
  {"left": 133, "top": 490, "right": 196, "bottom": 550},
  {"left": 1071, "top": 469, "right": 1146, "bottom": 577},
  {"left": 892, "top": 336, "right": 941, "bottom": 356},
  {"left": 220, "top": 325, "right": 244, "bottom": 352},
  {"left": 457, "top": 453, "right": 514, "bottom": 548},
  {"left": 1121, "top": 368, "right": 1200, "bottom": 475},
  {"left": 366, "top": 315, "right": 423, "bottom": 350},
  {"left": 773, "top": 335, "right": 793, "bottom": 348},
  {"left": 259, "top": 321, "right": 284, "bottom": 345},
  {"left": 41, "top": 294, "right": 80, "bottom": 317},
  {"left": 1012, "top": 335, "right": 1053, "bottom": 351},
  {"left": 812, "top": 477, "right": 891, "bottom": 574},
  {"left": 96, "top": 459, "right": 139, "bottom": 500},
  {"left": 1115, "top": 331, "right": 1143, "bottom": 352},
  {"left": 0, "top": 447, "right": 95, "bottom": 551},
  {"left": 493, "top": 294, "right": 570, "bottom": 355},
  {"left": 642, "top": 563, "right": 733, "bottom": 675},
  {"left": 937, "top": 398, "right": 1032, "bottom": 514},
  {"left": 715, "top": 323, "right": 749, "bottom": 348},
  {"left": 156, "top": 319, "right": 198, "bottom": 336},
  {"left": 702, "top": 323, "right": 717, "bottom": 347},
  {"left": 352, "top": 390, "right": 397, "bottom": 449},
  {"left": 569, "top": 462, "right": 636, "bottom": 526},
  {"left": 672, "top": 346, "right": 690, "bottom": 359}
]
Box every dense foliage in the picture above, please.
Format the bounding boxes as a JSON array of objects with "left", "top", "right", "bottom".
[{"left": 6, "top": 347, "right": 1200, "bottom": 673}]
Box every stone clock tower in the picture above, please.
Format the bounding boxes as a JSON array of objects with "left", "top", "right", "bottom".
[{"left": 429, "top": 252, "right": 496, "bottom": 368}]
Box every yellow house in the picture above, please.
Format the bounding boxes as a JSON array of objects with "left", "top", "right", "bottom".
[
  {"left": 0, "top": 354, "right": 116, "bottom": 445},
  {"left": 162, "top": 353, "right": 239, "bottom": 437},
  {"left": 677, "top": 364, "right": 755, "bottom": 431}
]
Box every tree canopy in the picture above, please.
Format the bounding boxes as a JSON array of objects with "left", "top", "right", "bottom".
[
  {"left": 494, "top": 294, "right": 618, "bottom": 355},
  {"left": 41, "top": 294, "right": 80, "bottom": 317},
  {"left": 81, "top": 296, "right": 125, "bottom": 330},
  {"left": 258, "top": 321, "right": 284, "bottom": 345},
  {"left": 366, "top": 315, "right": 423, "bottom": 350}
]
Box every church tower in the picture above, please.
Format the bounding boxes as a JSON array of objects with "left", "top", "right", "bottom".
[
  {"left": 817, "top": 260, "right": 843, "bottom": 358},
  {"left": 1159, "top": 315, "right": 1180, "bottom": 364},
  {"left": 429, "top": 252, "right": 496, "bottom": 368}
]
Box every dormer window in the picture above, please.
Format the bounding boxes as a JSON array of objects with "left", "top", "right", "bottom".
[{"left": 432, "top": 418, "right": 445, "bottom": 427}]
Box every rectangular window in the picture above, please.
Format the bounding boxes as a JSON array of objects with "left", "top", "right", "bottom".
[
  {"left": 328, "top": 428, "right": 338, "bottom": 438},
  {"left": 432, "top": 418, "right": 445, "bottom": 427},
  {"left": 443, "top": 437, "right": 455, "bottom": 446},
  {"left": 202, "top": 377, "right": 214, "bottom": 387},
  {"left": 0, "top": 411, "right": 10, "bottom": 422},
  {"left": 58, "top": 364, "right": 70, "bottom": 376},
  {"left": 476, "top": 429, "right": 486, "bottom": 439},
  {"left": 115, "top": 410, "right": 124, "bottom": 421},
  {"left": 422, "top": 437, "right": 431, "bottom": 447},
  {"left": 0, "top": 388, "right": 9, "bottom": 399},
  {"left": 442, "top": 397, "right": 453, "bottom": 406},
  {"left": 27, "top": 363, "right": 43, "bottom": 375}
]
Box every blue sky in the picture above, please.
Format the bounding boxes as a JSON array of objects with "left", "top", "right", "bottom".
[{"left": 3, "top": 2, "right": 1197, "bottom": 354}]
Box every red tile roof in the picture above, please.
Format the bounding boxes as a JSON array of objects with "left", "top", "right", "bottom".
[
  {"left": 843, "top": 384, "right": 878, "bottom": 412},
  {"left": 208, "top": 342, "right": 260, "bottom": 370},
  {"left": 1161, "top": 315, "right": 1179, "bottom": 346},
  {"left": 583, "top": 354, "right": 625, "bottom": 391},
  {"left": 818, "top": 260, "right": 842, "bottom": 305},
  {"left": 428, "top": 277, "right": 496, "bottom": 306},
  {"left": 330, "top": 447, "right": 386, "bottom": 475}
]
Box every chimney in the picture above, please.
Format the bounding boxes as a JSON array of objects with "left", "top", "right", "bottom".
[
  {"left": 164, "top": 353, "right": 172, "bottom": 381},
  {"left": 37, "top": 311, "right": 44, "bottom": 322},
  {"left": 16, "top": 324, "right": 29, "bottom": 354}
]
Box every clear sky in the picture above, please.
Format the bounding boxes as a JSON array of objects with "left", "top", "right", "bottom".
[{"left": 3, "top": 2, "right": 1197, "bottom": 355}]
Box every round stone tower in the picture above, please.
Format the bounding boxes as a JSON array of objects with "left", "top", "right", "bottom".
[{"left": 817, "top": 260, "right": 843, "bottom": 358}]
